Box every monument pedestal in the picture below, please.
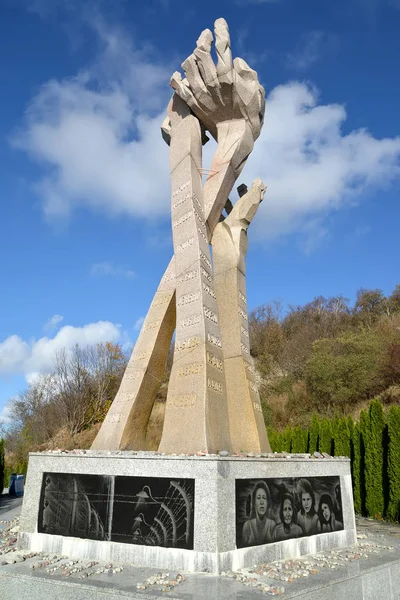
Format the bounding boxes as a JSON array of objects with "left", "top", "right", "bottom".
[{"left": 18, "top": 452, "right": 356, "bottom": 574}]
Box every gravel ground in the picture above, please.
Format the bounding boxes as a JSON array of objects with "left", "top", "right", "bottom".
[{"left": 0, "top": 514, "right": 397, "bottom": 597}]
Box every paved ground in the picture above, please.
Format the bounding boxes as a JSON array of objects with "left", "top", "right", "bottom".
[
  {"left": 0, "top": 490, "right": 23, "bottom": 532},
  {"left": 0, "top": 492, "right": 399, "bottom": 599}
]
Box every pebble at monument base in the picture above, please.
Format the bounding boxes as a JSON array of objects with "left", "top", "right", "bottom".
[{"left": 18, "top": 18, "right": 356, "bottom": 574}]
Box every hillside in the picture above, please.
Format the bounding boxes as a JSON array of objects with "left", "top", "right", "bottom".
[{"left": 3, "top": 285, "right": 400, "bottom": 474}]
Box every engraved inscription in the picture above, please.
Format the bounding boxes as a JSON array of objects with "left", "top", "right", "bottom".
[
  {"left": 177, "top": 314, "right": 201, "bottom": 329},
  {"left": 178, "top": 363, "right": 203, "bottom": 376},
  {"left": 161, "top": 271, "right": 175, "bottom": 284},
  {"left": 106, "top": 413, "right": 122, "bottom": 423},
  {"left": 152, "top": 294, "right": 171, "bottom": 307},
  {"left": 207, "top": 332, "right": 222, "bottom": 348},
  {"left": 177, "top": 291, "right": 200, "bottom": 306},
  {"left": 197, "top": 226, "right": 207, "bottom": 242},
  {"left": 177, "top": 269, "right": 198, "bottom": 284},
  {"left": 207, "top": 351, "right": 223, "bottom": 371},
  {"left": 176, "top": 336, "right": 202, "bottom": 352},
  {"left": 177, "top": 237, "right": 195, "bottom": 254},
  {"left": 172, "top": 180, "right": 190, "bottom": 198},
  {"left": 132, "top": 351, "right": 147, "bottom": 362},
  {"left": 249, "top": 380, "right": 258, "bottom": 393},
  {"left": 238, "top": 306, "right": 248, "bottom": 321},
  {"left": 241, "top": 326, "right": 249, "bottom": 338},
  {"left": 204, "top": 306, "right": 218, "bottom": 324},
  {"left": 202, "top": 282, "right": 216, "bottom": 299},
  {"left": 124, "top": 371, "right": 141, "bottom": 380},
  {"left": 192, "top": 192, "right": 202, "bottom": 209},
  {"left": 143, "top": 320, "right": 161, "bottom": 332},
  {"left": 170, "top": 394, "right": 196, "bottom": 407},
  {"left": 173, "top": 210, "right": 192, "bottom": 229},
  {"left": 200, "top": 251, "right": 212, "bottom": 270},
  {"left": 208, "top": 378, "right": 223, "bottom": 394},
  {"left": 193, "top": 207, "right": 206, "bottom": 228},
  {"left": 115, "top": 391, "right": 132, "bottom": 403},
  {"left": 253, "top": 401, "right": 262, "bottom": 413},
  {"left": 172, "top": 192, "right": 190, "bottom": 210},
  {"left": 200, "top": 266, "right": 212, "bottom": 283},
  {"left": 239, "top": 291, "right": 247, "bottom": 305}
]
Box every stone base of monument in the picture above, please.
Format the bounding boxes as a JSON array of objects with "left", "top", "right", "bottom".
[{"left": 18, "top": 451, "right": 355, "bottom": 575}]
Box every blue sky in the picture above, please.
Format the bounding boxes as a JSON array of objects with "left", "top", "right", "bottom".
[{"left": 1, "top": 0, "right": 400, "bottom": 422}]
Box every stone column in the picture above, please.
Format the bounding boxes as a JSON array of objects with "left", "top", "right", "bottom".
[
  {"left": 91, "top": 259, "right": 176, "bottom": 450},
  {"left": 158, "top": 95, "right": 231, "bottom": 454},
  {"left": 212, "top": 180, "right": 271, "bottom": 453}
]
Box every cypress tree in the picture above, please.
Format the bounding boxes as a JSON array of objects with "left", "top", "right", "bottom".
[
  {"left": 267, "top": 427, "right": 278, "bottom": 452},
  {"left": 309, "top": 414, "right": 320, "bottom": 454},
  {"left": 352, "top": 422, "right": 362, "bottom": 514},
  {"left": 363, "top": 399, "right": 385, "bottom": 518},
  {"left": 387, "top": 405, "right": 400, "bottom": 521},
  {"left": 281, "top": 426, "right": 293, "bottom": 452},
  {"left": 319, "top": 419, "right": 333, "bottom": 455},
  {"left": 0, "top": 439, "right": 4, "bottom": 493},
  {"left": 291, "top": 426, "right": 308, "bottom": 453},
  {"left": 347, "top": 416, "right": 355, "bottom": 491},
  {"left": 334, "top": 417, "right": 351, "bottom": 457}
]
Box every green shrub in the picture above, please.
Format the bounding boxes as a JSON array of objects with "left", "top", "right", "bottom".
[
  {"left": 333, "top": 416, "right": 351, "bottom": 457},
  {"left": 291, "top": 426, "right": 308, "bottom": 453},
  {"left": 319, "top": 419, "right": 333, "bottom": 454},
  {"left": 387, "top": 405, "right": 400, "bottom": 521},
  {"left": 362, "top": 399, "right": 385, "bottom": 518},
  {"left": 0, "top": 439, "right": 4, "bottom": 492},
  {"left": 352, "top": 422, "right": 363, "bottom": 514},
  {"left": 281, "top": 426, "right": 293, "bottom": 452},
  {"left": 309, "top": 414, "right": 319, "bottom": 455},
  {"left": 267, "top": 427, "right": 278, "bottom": 452}
]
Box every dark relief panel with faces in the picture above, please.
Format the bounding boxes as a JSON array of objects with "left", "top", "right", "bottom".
[
  {"left": 38, "top": 473, "right": 195, "bottom": 550},
  {"left": 236, "top": 476, "right": 343, "bottom": 548}
]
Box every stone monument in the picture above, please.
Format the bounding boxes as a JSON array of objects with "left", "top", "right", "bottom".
[
  {"left": 18, "top": 18, "right": 356, "bottom": 574},
  {"left": 91, "top": 18, "right": 269, "bottom": 455}
]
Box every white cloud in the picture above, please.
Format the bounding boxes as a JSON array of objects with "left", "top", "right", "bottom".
[
  {"left": 12, "top": 18, "right": 171, "bottom": 222},
  {"left": 286, "top": 31, "right": 338, "bottom": 71},
  {"left": 12, "top": 22, "right": 400, "bottom": 249},
  {"left": 0, "top": 321, "right": 121, "bottom": 379},
  {"left": 0, "top": 335, "right": 30, "bottom": 375},
  {"left": 44, "top": 314, "right": 64, "bottom": 331},
  {"left": 237, "top": 82, "right": 400, "bottom": 244},
  {"left": 0, "top": 402, "right": 14, "bottom": 426},
  {"left": 90, "top": 261, "right": 135, "bottom": 279}
]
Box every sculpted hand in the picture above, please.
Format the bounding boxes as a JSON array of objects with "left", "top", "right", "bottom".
[
  {"left": 169, "top": 18, "right": 266, "bottom": 230},
  {"left": 170, "top": 18, "right": 265, "bottom": 145}
]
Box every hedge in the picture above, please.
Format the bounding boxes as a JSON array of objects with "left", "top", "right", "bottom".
[{"left": 267, "top": 397, "right": 400, "bottom": 523}]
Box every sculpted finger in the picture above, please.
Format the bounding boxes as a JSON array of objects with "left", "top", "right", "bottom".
[
  {"left": 234, "top": 57, "right": 258, "bottom": 83},
  {"left": 182, "top": 54, "right": 207, "bottom": 95},
  {"left": 251, "top": 178, "right": 267, "bottom": 201},
  {"left": 214, "top": 18, "right": 233, "bottom": 84},
  {"left": 194, "top": 28, "right": 221, "bottom": 95},
  {"left": 170, "top": 71, "right": 196, "bottom": 107},
  {"left": 171, "top": 72, "right": 217, "bottom": 139}
]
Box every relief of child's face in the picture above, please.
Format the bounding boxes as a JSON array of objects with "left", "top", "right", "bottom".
[
  {"left": 302, "top": 492, "right": 312, "bottom": 514},
  {"left": 322, "top": 503, "right": 331, "bottom": 522},
  {"left": 255, "top": 489, "right": 267, "bottom": 517},
  {"left": 283, "top": 498, "right": 293, "bottom": 524}
]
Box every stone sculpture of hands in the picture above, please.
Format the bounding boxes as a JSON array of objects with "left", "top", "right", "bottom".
[
  {"left": 170, "top": 18, "right": 265, "bottom": 146},
  {"left": 166, "top": 18, "right": 266, "bottom": 231}
]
